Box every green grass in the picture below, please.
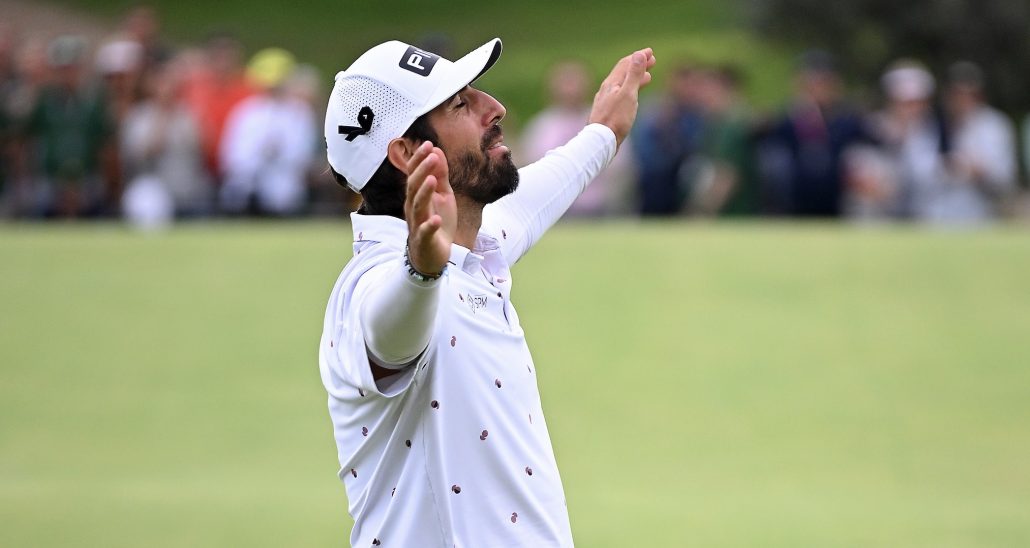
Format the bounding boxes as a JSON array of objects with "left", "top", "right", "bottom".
[
  {"left": 54, "top": 0, "right": 796, "bottom": 122},
  {"left": 2, "top": 221, "right": 1029, "bottom": 546}
]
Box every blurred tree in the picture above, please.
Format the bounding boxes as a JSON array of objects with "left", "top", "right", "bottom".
[{"left": 748, "top": 0, "right": 1030, "bottom": 115}]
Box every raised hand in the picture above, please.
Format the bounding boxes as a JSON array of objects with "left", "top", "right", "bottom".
[
  {"left": 403, "top": 141, "right": 457, "bottom": 276},
  {"left": 588, "top": 48, "right": 657, "bottom": 147}
]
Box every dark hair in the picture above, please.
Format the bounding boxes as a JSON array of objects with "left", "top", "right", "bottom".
[{"left": 331, "top": 114, "right": 438, "bottom": 219}]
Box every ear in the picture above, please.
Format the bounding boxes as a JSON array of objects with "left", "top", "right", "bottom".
[{"left": 386, "top": 138, "right": 419, "bottom": 174}]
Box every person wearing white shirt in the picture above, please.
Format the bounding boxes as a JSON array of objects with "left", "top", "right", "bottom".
[
  {"left": 318, "top": 38, "right": 655, "bottom": 546},
  {"left": 941, "top": 61, "right": 1018, "bottom": 224},
  {"left": 219, "top": 48, "right": 315, "bottom": 215}
]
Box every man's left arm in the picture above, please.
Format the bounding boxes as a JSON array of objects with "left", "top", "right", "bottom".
[{"left": 483, "top": 48, "right": 655, "bottom": 264}]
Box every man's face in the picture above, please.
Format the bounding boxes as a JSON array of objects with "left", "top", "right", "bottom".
[{"left": 426, "top": 86, "right": 519, "bottom": 205}]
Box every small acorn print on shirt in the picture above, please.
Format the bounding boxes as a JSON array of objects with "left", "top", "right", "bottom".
[
  {"left": 350, "top": 468, "right": 357, "bottom": 478},
  {"left": 495, "top": 378, "right": 502, "bottom": 388},
  {"left": 450, "top": 336, "right": 456, "bottom": 347},
  {"left": 480, "top": 430, "right": 489, "bottom": 441},
  {"left": 510, "top": 512, "right": 518, "bottom": 523},
  {"left": 431, "top": 400, "right": 439, "bottom": 409},
  {"left": 451, "top": 484, "right": 461, "bottom": 494},
  {"left": 525, "top": 466, "right": 533, "bottom": 476},
  {"left": 361, "top": 426, "right": 368, "bottom": 437}
]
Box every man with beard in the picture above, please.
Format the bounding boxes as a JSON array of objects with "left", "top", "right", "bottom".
[{"left": 318, "top": 38, "right": 654, "bottom": 547}]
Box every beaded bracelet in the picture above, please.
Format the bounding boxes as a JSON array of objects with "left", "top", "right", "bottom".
[{"left": 404, "top": 245, "right": 446, "bottom": 283}]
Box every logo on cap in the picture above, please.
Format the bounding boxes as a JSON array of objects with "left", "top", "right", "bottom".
[
  {"left": 339, "top": 106, "right": 374, "bottom": 142},
  {"left": 398, "top": 46, "right": 439, "bottom": 77}
]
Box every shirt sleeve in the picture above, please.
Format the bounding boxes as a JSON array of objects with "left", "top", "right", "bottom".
[
  {"left": 976, "top": 114, "right": 1017, "bottom": 193},
  {"left": 358, "top": 257, "right": 442, "bottom": 368},
  {"left": 483, "top": 123, "right": 617, "bottom": 265}
]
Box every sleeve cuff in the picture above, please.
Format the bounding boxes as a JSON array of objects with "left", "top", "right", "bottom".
[{"left": 582, "top": 122, "right": 619, "bottom": 161}]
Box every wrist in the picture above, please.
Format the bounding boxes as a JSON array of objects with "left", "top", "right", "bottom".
[{"left": 404, "top": 245, "right": 446, "bottom": 283}]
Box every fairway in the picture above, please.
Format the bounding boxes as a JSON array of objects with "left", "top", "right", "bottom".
[{"left": 1, "top": 221, "right": 1029, "bottom": 547}]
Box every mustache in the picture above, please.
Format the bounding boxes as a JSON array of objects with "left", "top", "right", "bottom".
[{"left": 480, "top": 124, "right": 503, "bottom": 152}]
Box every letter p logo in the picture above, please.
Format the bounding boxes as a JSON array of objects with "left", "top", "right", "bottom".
[{"left": 398, "top": 46, "right": 439, "bottom": 77}]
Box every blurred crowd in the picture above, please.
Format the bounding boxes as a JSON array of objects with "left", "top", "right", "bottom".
[
  {"left": 0, "top": 7, "right": 333, "bottom": 226},
  {"left": 532, "top": 52, "right": 1030, "bottom": 225},
  {"left": 2, "top": 8, "right": 1028, "bottom": 227}
]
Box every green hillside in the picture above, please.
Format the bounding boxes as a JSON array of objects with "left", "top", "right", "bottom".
[
  {"left": 2, "top": 221, "right": 1029, "bottom": 546},
  {"left": 54, "top": 0, "right": 795, "bottom": 124}
]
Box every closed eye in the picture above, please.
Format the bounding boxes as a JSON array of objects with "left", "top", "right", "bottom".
[{"left": 450, "top": 88, "right": 470, "bottom": 110}]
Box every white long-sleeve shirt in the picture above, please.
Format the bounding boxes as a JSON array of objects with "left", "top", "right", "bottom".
[{"left": 319, "top": 123, "right": 615, "bottom": 547}]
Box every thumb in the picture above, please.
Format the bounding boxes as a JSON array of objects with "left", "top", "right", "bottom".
[{"left": 621, "top": 51, "right": 647, "bottom": 90}]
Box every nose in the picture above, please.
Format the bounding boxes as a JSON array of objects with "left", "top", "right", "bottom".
[{"left": 470, "top": 88, "right": 506, "bottom": 127}]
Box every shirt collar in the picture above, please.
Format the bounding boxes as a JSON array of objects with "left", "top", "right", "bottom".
[{"left": 351, "top": 213, "right": 503, "bottom": 275}]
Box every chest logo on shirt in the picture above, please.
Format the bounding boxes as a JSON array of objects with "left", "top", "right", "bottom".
[{"left": 462, "top": 293, "right": 489, "bottom": 315}]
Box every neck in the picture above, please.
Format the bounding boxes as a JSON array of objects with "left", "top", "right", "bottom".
[{"left": 453, "top": 195, "right": 484, "bottom": 250}]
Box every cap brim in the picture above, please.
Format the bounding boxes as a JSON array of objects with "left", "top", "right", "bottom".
[{"left": 419, "top": 38, "right": 502, "bottom": 116}]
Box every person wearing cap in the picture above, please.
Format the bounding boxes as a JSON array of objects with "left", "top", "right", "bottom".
[
  {"left": 218, "top": 47, "right": 315, "bottom": 215},
  {"left": 868, "top": 59, "right": 981, "bottom": 223},
  {"left": 318, "top": 38, "right": 654, "bottom": 546}
]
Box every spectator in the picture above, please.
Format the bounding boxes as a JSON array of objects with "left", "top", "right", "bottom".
[
  {"left": 630, "top": 61, "right": 706, "bottom": 215},
  {"left": 0, "top": 27, "right": 16, "bottom": 211},
  {"left": 95, "top": 38, "right": 144, "bottom": 211},
  {"left": 283, "top": 63, "right": 353, "bottom": 214},
  {"left": 219, "top": 48, "right": 315, "bottom": 216},
  {"left": 864, "top": 61, "right": 947, "bottom": 221},
  {"left": 692, "top": 65, "right": 759, "bottom": 216},
  {"left": 21, "top": 36, "right": 113, "bottom": 218},
  {"left": 940, "top": 61, "right": 1018, "bottom": 222},
  {"left": 1024, "top": 115, "right": 1030, "bottom": 185},
  {"left": 121, "top": 61, "right": 210, "bottom": 218},
  {"left": 520, "top": 60, "right": 634, "bottom": 216},
  {"left": 180, "top": 32, "right": 255, "bottom": 181},
  {"left": 757, "top": 51, "right": 871, "bottom": 217},
  {"left": 3, "top": 38, "right": 48, "bottom": 215},
  {"left": 122, "top": 5, "right": 172, "bottom": 76}
]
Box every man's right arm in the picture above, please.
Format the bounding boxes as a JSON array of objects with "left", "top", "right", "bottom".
[
  {"left": 359, "top": 260, "right": 442, "bottom": 376},
  {"left": 359, "top": 139, "right": 456, "bottom": 378}
]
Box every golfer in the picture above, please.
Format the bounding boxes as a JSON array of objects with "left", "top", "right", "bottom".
[{"left": 318, "top": 37, "right": 654, "bottom": 546}]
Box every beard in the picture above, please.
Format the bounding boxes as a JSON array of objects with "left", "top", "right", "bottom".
[{"left": 447, "top": 125, "right": 519, "bottom": 205}]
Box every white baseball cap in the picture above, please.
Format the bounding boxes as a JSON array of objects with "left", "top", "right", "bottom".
[
  {"left": 325, "top": 38, "right": 502, "bottom": 192},
  {"left": 882, "top": 61, "right": 935, "bottom": 102}
]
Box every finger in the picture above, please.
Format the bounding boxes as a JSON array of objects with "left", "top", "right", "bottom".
[
  {"left": 430, "top": 147, "right": 452, "bottom": 193},
  {"left": 604, "top": 54, "right": 633, "bottom": 88},
  {"left": 405, "top": 152, "right": 439, "bottom": 204},
  {"left": 404, "top": 140, "right": 434, "bottom": 176},
  {"left": 410, "top": 175, "right": 437, "bottom": 223},
  {"left": 620, "top": 51, "right": 647, "bottom": 91},
  {"left": 431, "top": 191, "right": 449, "bottom": 212},
  {"left": 412, "top": 214, "right": 442, "bottom": 246},
  {"left": 635, "top": 47, "right": 655, "bottom": 67},
  {"left": 602, "top": 48, "right": 653, "bottom": 91}
]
